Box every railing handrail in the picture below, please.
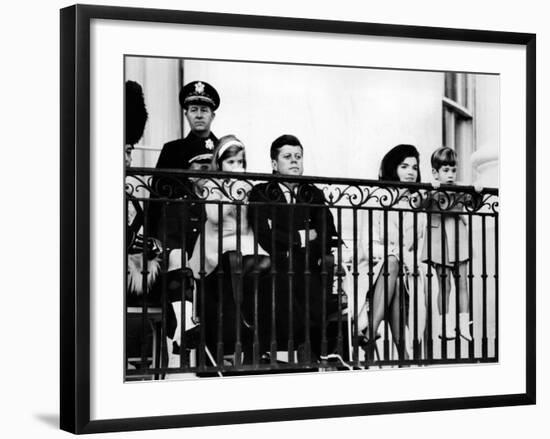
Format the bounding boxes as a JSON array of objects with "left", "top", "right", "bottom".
[{"left": 127, "top": 167, "right": 498, "bottom": 195}]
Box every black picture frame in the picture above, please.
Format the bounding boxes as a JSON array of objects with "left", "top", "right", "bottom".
[{"left": 60, "top": 4, "right": 536, "bottom": 434}]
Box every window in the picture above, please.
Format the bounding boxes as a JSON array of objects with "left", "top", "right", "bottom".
[{"left": 442, "top": 72, "right": 475, "bottom": 183}]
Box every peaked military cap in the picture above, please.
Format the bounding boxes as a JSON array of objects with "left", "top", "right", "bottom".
[
  {"left": 179, "top": 81, "right": 220, "bottom": 111},
  {"left": 186, "top": 136, "right": 216, "bottom": 164}
]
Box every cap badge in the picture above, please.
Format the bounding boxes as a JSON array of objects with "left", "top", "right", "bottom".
[
  {"left": 205, "top": 139, "right": 214, "bottom": 150},
  {"left": 194, "top": 81, "right": 205, "bottom": 94}
]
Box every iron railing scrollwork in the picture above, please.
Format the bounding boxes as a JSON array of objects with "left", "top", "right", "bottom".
[{"left": 125, "top": 168, "right": 498, "bottom": 379}]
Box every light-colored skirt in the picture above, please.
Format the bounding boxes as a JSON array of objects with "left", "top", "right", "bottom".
[{"left": 188, "top": 223, "right": 268, "bottom": 279}]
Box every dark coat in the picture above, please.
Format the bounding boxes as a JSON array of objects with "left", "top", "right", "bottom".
[
  {"left": 248, "top": 182, "right": 338, "bottom": 264},
  {"left": 153, "top": 181, "right": 205, "bottom": 259},
  {"left": 247, "top": 181, "right": 340, "bottom": 355},
  {"left": 155, "top": 131, "right": 218, "bottom": 173}
]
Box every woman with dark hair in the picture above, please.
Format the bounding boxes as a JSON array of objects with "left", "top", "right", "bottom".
[
  {"left": 378, "top": 144, "right": 422, "bottom": 183},
  {"left": 354, "top": 144, "right": 426, "bottom": 360}
]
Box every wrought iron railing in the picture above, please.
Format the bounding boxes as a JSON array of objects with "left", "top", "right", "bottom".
[{"left": 125, "top": 168, "right": 498, "bottom": 379}]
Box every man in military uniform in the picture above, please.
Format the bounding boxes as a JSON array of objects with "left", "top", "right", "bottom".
[
  {"left": 149, "top": 80, "right": 219, "bottom": 237},
  {"left": 155, "top": 80, "right": 220, "bottom": 173}
]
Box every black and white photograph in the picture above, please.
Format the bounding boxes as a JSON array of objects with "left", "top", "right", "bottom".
[
  {"left": 124, "top": 56, "right": 500, "bottom": 380},
  {"left": 2, "top": 0, "right": 547, "bottom": 435},
  {"left": 53, "top": 2, "right": 538, "bottom": 434}
]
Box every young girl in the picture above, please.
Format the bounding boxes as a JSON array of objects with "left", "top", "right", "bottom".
[
  {"left": 188, "top": 135, "right": 270, "bottom": 281},
  {"left": 421, "top": 147, "right": 472, "bottom": 341},
  {"left": 355, "top": 144, "right": 426, "bottom": 360}
]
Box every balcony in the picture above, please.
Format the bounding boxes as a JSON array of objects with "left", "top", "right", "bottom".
[{"left": 125, "top": 168, "right": 498, "bottom": 380}]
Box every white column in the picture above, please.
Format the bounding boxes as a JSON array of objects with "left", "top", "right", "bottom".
[
  {"left": 125, "top": 58, "right": 182, "bottom": 167},
  {"left": 471, "top": 75, "right": 499, "bottom": 187},
  {"left": 470, "top": 75, "right": 499, "bottom": 358}
]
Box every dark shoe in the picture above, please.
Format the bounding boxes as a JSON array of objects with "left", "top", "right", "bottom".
[
  {"left": 437, "top": 327, "right": 457, "bottom": 341},
  {"left": 172, "top": 326, "right": 201, "bottom": 353},
  {"left": 354, "top": 332, "right": 381, "bottom": 352}
]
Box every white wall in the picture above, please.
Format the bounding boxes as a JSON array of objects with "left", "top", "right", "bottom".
[
  {"left": 183, "top": 60, "right": 445, "bottom": 180},
  {"left": 125, "top": 56, "right": 182, "bottom": 167},
  {"left": 129, "top": 57, "right": 495, "bottom": 184},
  {"left": 128, "top": 57, "right": 498, "bottom": 186},
  {"left": 2, "top": 1, "right": 545, "bottom": 438}
]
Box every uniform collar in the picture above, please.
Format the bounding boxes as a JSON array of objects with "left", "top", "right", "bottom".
[{"left": 186, "top": 130, "right": 218, "bottom": 142}]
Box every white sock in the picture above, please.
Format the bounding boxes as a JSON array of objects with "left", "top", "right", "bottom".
[{"left": 459, "top": 313, "right": 472, "bottom": 340}]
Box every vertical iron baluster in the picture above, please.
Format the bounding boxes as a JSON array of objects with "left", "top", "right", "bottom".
[
  {"left": 160, "top": 202, "right": 168, "bottom": 375},
  {"left": 124, "top": 194, "right": 129, "bottom": 377},
  {"left": 440, "top": 211, "right": 448, "bottom": 359},
  {"left": 303, "top": 205, "right": 312, "bottom": 363},
  {"left": 454, "top": 213, "right": 461, "bottom": 360},
  {"left": 468, "top": 213, "right": 474, "bottom": 360},
  {"left": 398, "top": 210, "right": 405, "bottom": 361},
  {"left": 234, "top": 202, "right": 243, "bottom": 367},
  {"left": 336, "top": 208, "right": 344, "bottom": 357},
  {"left": 252, "top": 206, "right": 260, "bottom": 367},
  {"left": 198, "top": 205, "right": 207, "bottom": 370},
  {"left": 287, "top": 203, "right": 295, "bottom": 363},
  {"left": 481, "top": 215, "right": 488, "bottom": 359},
  {"left": 383, "top": 209, "right": 389, "bottom": 361},
  {"left": 216, "top": 202, "right": 224, "bottom": 366},
  {"left": 140, "top": 200, "right": 149, "bottom": 373},
  {"left": 270, "top": 206, "right": 277, "bottom": 364},
  {"left": 320, "top": 208, "right": 328, "bottom": 364},
  {"left": 426, "top": 211, "right": 434, "bottom": 360},
  {"left": 179, "top": 202, "right": 190, "bottom": 369},
  {"left": 494, "top": 214, "right": 499, "bottom": 360},
  {"left": 179, "top": 200, "right": 189, "bottom": 370},
  {"left": 367, "top": 209, "right": 374, "bottom": 365},
  {"left": 412, "top": 211, "right": 420, "bottom": 360},
  {"left": 352, "top": 208, "right": 359, "bottom": 365}
]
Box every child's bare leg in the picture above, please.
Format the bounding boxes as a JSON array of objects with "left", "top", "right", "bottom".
[
  {"left": 435, "top": 263, "right": 454, "bottom": 339},
  {"left": 456, "top": 261, "right": 472, "bottom": 340},
  {"left": 457, "top": 262, "right": 469, "bottom": 312},
  {"left": 435, "top": 264, "right": 452, "bottom": 315}
]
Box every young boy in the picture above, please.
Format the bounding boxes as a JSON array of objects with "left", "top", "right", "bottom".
[{"left": 422, "top": 147, "right": 472, "bottom": 341}]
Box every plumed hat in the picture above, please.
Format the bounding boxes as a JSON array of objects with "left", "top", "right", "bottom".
[{"left": 125, "top": 80, "right": 148, "bottom": 146}]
